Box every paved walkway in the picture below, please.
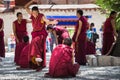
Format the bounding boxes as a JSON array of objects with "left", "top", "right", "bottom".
[{"left": 0, "top": 52, "right": 120, "bottom": 80}]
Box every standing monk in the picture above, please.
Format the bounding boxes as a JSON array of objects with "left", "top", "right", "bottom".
[
  {"left": 0, "top": 18, "right": 5, "bottom": 61},
  {"left": 102, "top": 11, "right": 118, "bottom": 55},
  {"left": 13, "top": 12, "right": 30, "bottom": 65},
  {"left": 25, "top": 0, "right": 57, "bottom": 70},
  {"left": 72, "top": 9, "right": 88, "bottom": 65}
]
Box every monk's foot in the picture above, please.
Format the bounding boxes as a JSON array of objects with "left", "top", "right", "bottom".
[
  {"left": 44, "top": 73, "right": 50, "bottom": 77},
  {"left": 16, "top": 67, "right": 24, "bottom": 70},
  {"left": 79, "top": 63, "right": 86, "bottom": 66},
  {"left": 36, "top": 67, "right": 42, "bottom": 72},
  {"left": 16, "top": 67, "right": 30, "bottom": 70}
]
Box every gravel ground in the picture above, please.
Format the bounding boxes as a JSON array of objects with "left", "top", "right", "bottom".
[{"left": 0, "top": 52, "right": 120, "bottom": 80}]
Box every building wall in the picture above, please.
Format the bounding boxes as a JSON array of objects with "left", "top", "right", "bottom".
[
  {"left": 0, "top": 8, "right": 106, "bottom": 45},
  {"left": 15, "top": 0, "right": 96, "bottom": 6}
]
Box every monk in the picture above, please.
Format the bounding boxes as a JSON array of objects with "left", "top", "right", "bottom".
[
  {"left": 0, "top": 18, "right": 5, "bottom": 61},
  {"left": 102, "top": 11, "right": 118, "bottom": 55},
  {"left": 45, "top": 38, "right": 80, "bottom": 78},
  {"left": 47, "top": 26, "right": 70, "bottom": 44},
  {"left": 13, "top": 12, "right": 30, "bottom": 65},
  {"left": 25, "top": 0, "right": 58, "bottom": 71},
  {"left": 86, "top": 24, "right": 96, "bottom": 55},
  {"left": 72, "top": 9, "right": 88, "bottom": 65},
  {"left": 18, "top": 36, "right": 30, "bottom": 69}
]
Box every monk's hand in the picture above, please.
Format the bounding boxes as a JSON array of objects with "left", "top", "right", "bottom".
[
  {"left": 114, "top": 32, "right": 118, "bottom": 41},
  {"left": 115, "top": 33, "right": 118, "bottom": 38},
  {"left": 72, "top": 42, "right": 75, "bottom": 49},
  {"left": 16, "top": 39, "right": 19, "bottom": 43},
  {"left": 32, "top": 0, "right": 38, "bottom": 3},
  {"left": 75, "top": 38, "right": 78, "bottom": 42},
  {"left": 53, "top": 20, "right": 58, "bottom": 25}
]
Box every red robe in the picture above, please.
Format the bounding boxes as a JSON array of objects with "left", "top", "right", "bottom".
[
  {"left": 29, "top": 13, "right": 48, "bottom": 67},
  {"left": 48, "top": 44, "right": 80, "bottom": 77},
  {"left": 102, "top": 17, "right": 115, "bottom": 55},
  {"left": 86, "top": 40, "right": 96, "bottom": 55},
  {"left": 19, "top": 44, "right": 30, "bottom": 68},
  {"left": 0, "top": 18, "right": 5, "bottom": 57},
  {"left": 13, "top": 19, "right": 28, "bottom": 42},
  {"left": 14, "top": 42, "right": 27, "bottom": 65},
  {"left": 54, "top": 27, "right": 70, "bottom": 44},
  {"left": 72, "top": 16, "right": 87, "bottom": 65},
  {"left": 13, "top": 19, "right": 28, "bottom": 64}
]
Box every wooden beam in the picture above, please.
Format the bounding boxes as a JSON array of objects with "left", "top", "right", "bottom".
[{"left": 66, "top": 0, "right": 68, "bottom": 4}]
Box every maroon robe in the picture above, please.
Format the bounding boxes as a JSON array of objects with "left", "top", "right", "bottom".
[
  {"left": 13, "top": 19, "right": 28, "bottom": 64},
  {"left": 29, "top": 13, "right": 48, "bottom": 67},
  {"left": 14, "top": 42, "right": 27, "bottom": 65},
  {"left": 0, "top": 18, "right": 5, "bottom": 57},
  {"left": 19, "top": 44, "right": 30, "bottom": 68},
  {"left": 13, "top": 19, "right": 28, "bottom": 42},
  {"left": 48, "top": 44, "right": 80, "bottom": 77},
  {"left": 102, "top": 17, "right": 115, "bottom": 55},
  {"left": 72, "top": 16, "right": 87, "bottom": 65},
  {"left": 86, "top": 40, "right": 96, "bottom": 55},
  {"left": 54, "top": 27, "right": 70, "bottom": 44}
]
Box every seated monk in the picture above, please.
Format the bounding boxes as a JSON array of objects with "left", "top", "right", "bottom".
[
  {"left": 18, "top": 36, "right": 30, "bottom": 69},
  {"left": 45, "top": 38, "right": 80, "bottom": 78}
]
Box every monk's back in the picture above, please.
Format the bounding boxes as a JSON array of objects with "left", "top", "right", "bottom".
[{"left": 49, "top": 44, "right": 73, "bottom": 77}]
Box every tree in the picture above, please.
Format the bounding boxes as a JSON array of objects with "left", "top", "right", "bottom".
[
  {"left": 96, "top": 0, "right": 120, "bottom": 30},
  {"left": 96, "top": 0, "right": 120, "bottom": 57}
]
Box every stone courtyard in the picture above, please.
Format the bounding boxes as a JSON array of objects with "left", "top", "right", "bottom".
[{"left": 0, "top": 52, "right": 120, "bottom": 80}]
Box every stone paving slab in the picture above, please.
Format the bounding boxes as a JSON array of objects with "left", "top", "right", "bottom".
[{"left": 0, "top": 52, "right": 120, "bottom": 80}]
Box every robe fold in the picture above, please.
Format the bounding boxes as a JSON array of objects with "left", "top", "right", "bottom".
[
  {"left": 86, "top": 40, "right": 96, "bottom": 55},
  {"left": 19, "top": 44, "right": 30, "bottom": 68},
  {"left": 14, "top": 43, "right": 27, "bottom": 65}
]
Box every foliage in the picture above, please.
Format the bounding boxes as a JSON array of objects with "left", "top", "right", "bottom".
[{"left": 96, "top": 0, "right": 120, "bottom": 30}]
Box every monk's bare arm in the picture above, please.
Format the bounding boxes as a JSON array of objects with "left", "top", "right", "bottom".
[
  {"left": 72, "top": 50, "right": 75, "bottom": 64},
  {"left": 53, "top": 30, "right": 58, "bottom": 45},
  {"left": 42, "top": 16, "right": 58, "bottom": 25},
  {"left": 111, "top": 19, "right": 118, "bottom": 37},
  {"left": 75, "top": 20, "right": 82, "bottom": 42},
  {"left": 13, "top": 23, "right": 19, "bottom": 43},
  {"left": 0, "top": 21, "right": 4, "bottom": 31},
  {"left": 24, "top": 0, "right": 35, "bottom": 15},
  {"left": 26, "top": 19, "right": 32, "bottom": 23}
]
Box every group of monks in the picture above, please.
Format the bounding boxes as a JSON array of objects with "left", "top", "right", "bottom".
[{"left": 0, "top": 0, "right": 118, "bottom": 78}]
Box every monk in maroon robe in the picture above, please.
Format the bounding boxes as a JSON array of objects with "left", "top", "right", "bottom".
[
  {"left": 86, "top": 40, "right": 96, "bottom": 55},
  {"left": 102, "top": 11, "right": 118, "bottom": 55},
  {"left": 25, "top": 0, "right": 57, "bottom": 71},
  {"left": 47, "top": 26, "right": 70, "bottom": 44},
  {"left": 0, "top": 18, "right": 5, "bottom": 58},
  {"left": 18, "top": 36, "right": 30, "bottom": 68},
  {"left": 45, "top": 38, "right": 80, "bottom": 78},
  {"left": 72, "top": 9, "right": 87, "bottom": 65},
  {"left": 13, "top": 12, "right": 30, "bottom": 65}
]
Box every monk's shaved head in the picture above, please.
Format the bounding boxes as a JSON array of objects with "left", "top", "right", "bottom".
[{"left": 63, "top": 38, "right": 72, "bottom": 46}]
